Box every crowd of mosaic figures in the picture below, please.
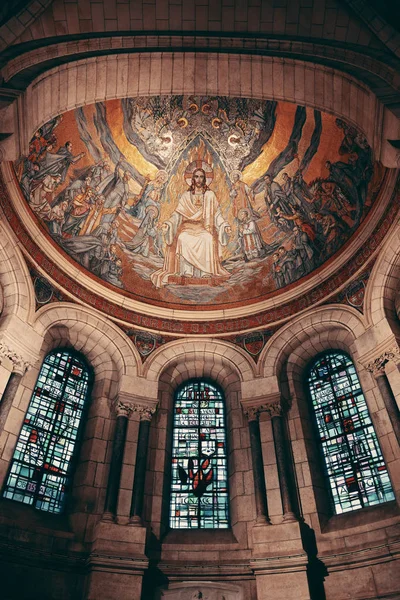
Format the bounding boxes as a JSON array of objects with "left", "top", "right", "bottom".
[{"left": 17, "top": 113, "right": 373, "bottom": 291}]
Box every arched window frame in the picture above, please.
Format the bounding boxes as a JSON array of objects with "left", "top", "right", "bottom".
[
  {"left": 2, "top": 348, "right": 93, "bottom": 514},
  {"left": 169, "top": 378, "right": 230, "bottom": 530},
  {"left": 306, "top": 350, "right": 395, "bottom": 515}
]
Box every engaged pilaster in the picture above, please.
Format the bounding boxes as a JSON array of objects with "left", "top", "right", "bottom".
[
  {"left": 103, "top": 399, "right": 133, "bottom": 521},
  {"left": 129, "top": 404, "right": 156, "bottom": 526},
  {"left": 267, "top": 400, "right": 297, "bottom": 522},
  {"left": 243, "top": 405, "right": 271, "bottom": 526}
]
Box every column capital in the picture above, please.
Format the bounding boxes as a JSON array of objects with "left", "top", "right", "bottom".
[
  {"left": 365, "top": 344, "right": 400, "bottom": 377},
  {"left": 112, "top": 396, "right": 157, "bottom": 420},
  {"left": 113, "top": 400, "right": 134, "bottom": 418},
  {"left": 0, "top": 341, "right": 33, "bottom": 375},
  {"left": 133, "top": 404, "right": 156, "bottom": 421},
  {"left": 242, "top": 396, "right": 287, "bottom": 421}
]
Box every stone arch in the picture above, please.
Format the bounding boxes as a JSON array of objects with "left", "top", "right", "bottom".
[
  {"left": 27, "top": 304, "right": 142, "bottom": 529},
  {"left": 363, "top": 220, "right": 400, "bottom": 338},
  {"left": 258, "top": 304, "right": 366, "bottom": 380},
  {"left": 143, "top": 337, "right": 256, "bottom": 384},
  {"left": 0, "top": 218, "right": 35, "bottom": 326},
  {"left": 143, "top": 338, "right": 256, "bottom": 538},
  {"left": 33, "top": 303, "right": 141, "bottom": 381},
  {"left": 258, "top": 305, "right": 398, "bottom": 530}
]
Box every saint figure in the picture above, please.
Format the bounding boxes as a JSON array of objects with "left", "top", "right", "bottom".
[{"left": 151, "top": 167, "right": 231, "bottom": 288}]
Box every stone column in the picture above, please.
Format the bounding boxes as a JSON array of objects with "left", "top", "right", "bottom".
[
  {"left": 244, "top": 406, "right": 271, "bottom": 525},
  {"left": 0, "top": 343, "right": 31, "bottom": 435},
  {"left": 129, "top": 405, "right": 156, "bottom": 526},
  {"left": 103, "top": 400, "right": 132, "bottom": 521},
  {"left": 268, "top": 401, "right": 297, "bottom": 522},
  {"left": 366, "top": 351, "right": 400, "bottom": 446}
]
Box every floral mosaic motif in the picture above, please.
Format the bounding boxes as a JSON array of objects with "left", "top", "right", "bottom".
[{"left": 16, "top": 96, "right": 381, "bottom": 307}]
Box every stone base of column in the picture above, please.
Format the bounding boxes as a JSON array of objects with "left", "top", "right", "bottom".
[
  {"left": 282, "top": 511, "right": 297, "bottom": 523},
  {"left": 254, "top": 514, "right": 272, "bottom": 527},
  {"left": 252, "top": 520, "right": 305, "bottom": 557},
  {"left": 86, "top": 553, "right": 148, "bottom": 600},
  {"left": 128, "top": 514, "right": 143, "bottom": 527},
  {"left": 90, "top": 520, "right": 146, "bottom": 556},
  {"left": 252, "top": 560, "right": 310, "bottom": 600},
  {"left": 251, "top": 521, "right": 309, "bottom": 600},
  {"left": 101, "top": 511, "right": 114, "bottom": 522}
]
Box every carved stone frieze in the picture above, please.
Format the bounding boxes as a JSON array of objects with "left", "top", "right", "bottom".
[
  {"left": 365, "top": 344, "right": 400, "bottom": 377},
  {"left": 0, "top": 340, "right": 32, "bottom": 375}
]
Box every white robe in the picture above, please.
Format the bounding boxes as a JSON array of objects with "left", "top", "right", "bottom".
[{"left": 151, "top": 189, "right": 230, "bottom": 288}]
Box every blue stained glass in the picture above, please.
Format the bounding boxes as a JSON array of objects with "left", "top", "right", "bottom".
[
  {"left": 3, "top": 350, "right": 91, "bottom": 514},
  {"left": 307, "top": 352, "right": 395, "bottom": 514},
  {"left": 170, "top": 380, "right": 229, "bottom": 529}
]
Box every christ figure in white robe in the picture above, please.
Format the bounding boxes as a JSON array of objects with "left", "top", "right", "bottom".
[{"left": 150, "top": 168, "right": 231, "bottom": 288}]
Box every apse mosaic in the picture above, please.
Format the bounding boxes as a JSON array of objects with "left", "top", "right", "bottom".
[{"left": 15, "top": 96, "right": 383, "bottom": 307}]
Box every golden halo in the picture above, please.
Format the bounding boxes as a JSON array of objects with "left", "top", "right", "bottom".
[
  {"left": 184, "top": 160, "right": 214, "bottom": 187},
  {"left": 177, "top": 117, "right": 188, "bottom": 128},
  {"left": 212, "top": 118, "right": 222, "bottom": 129},
  {"left": 145, "top": 205, "right": 159, "bottom": 218},
  {"left": 154, "top": 169, "right": 168, "bottom": 183},
  {"left": 237, "top": 208, "right": 250, "bottom": 220},
  {"left": 229, "top": 170, "right": 242, "bottom": 182},
  {"left": 228, "top": 134, "right": 241, "bottom": 147}
]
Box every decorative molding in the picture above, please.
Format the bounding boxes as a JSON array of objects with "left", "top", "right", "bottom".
[
  {"left": 0, "top": 340, "right": 32, "bottom": 375},
  {"left": 365, "top": 344, "right": 400, "bottom": 376}
]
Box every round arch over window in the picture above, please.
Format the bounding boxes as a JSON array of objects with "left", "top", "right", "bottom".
[
  {"left": 170, "top": 380, "right": 229, "bottom": 529},
  {"left": 307, "top": 351, "right": 395, "bottom": 514},
  {"left": 3, "top": 350, "right": 92, "bottom": 514}
]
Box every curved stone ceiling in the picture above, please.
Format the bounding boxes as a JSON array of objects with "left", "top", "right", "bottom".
[{"left": 15, "top": 95, "right": 383, "bottom": 312}]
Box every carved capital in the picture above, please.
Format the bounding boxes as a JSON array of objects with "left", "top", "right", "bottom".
[
  {"left": 243, "top": 406, "right": 260, "bottom": 422},
  {"left": 243, "top": 398, "right": 286, "bottom": 422},
  {"left": 132, "top": 404, "right": 156, "bottom": 421},
  {"left": 114, "top": 400, "right": 134, "bottom": 418},
  {"left": 261, "top": 400, "right": 284, "bottom": 419},
  {"left": 365, "top": 345, "right": 400, "bottom": 377},
  {"left": 0, "top": 341, "right": 32, "bottom": 375}
]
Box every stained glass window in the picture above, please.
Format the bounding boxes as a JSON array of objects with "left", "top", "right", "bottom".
[
  {"left": 3, "top": 350, "right": 91, "bottom": 514},
  {"left": 307, "top": 351, "right": 395, "bottom": 514},
  {"left": 170, "top": 380, "right": 229, "bottom": 529}
]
